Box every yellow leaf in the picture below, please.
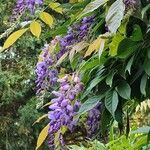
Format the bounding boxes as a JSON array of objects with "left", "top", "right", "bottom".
[
  {"left": 0, "top": 46, "right": 4, "bottom": 52},
  {"left": 50, "top": 2, "right": 60, "bottom": 7},
  {"left": 84, "top": 37, "right": 101, "bottom": 57},
  {"left": 69, "top": 41, "right": 89, "bottom": 62},
  {"left": 75, "top": 41, "right": 89, "bottom": 53},
  {"left": 55, "top": 52, "right": 69, "bottom": 66},
  {"left": 61, "top": 126, "right": 67, "bottom": 134},
  {"left": 3, "top": 28, "right": 28, "bottom": 49},
  {"left": 49, "top": 2, "right": 63, "bottom": 14},
  {"left": 69, "top": 0, "right": 78, "bottom": 3},
  {"left": 30, "top": 21, "right": 41, "bottom": 38},
  {"left": 32, "top": 114, "right": 48, "bottom": 126},
  {"left": 69, "top": 49, "right": 75, "bottom": 63},
  {"left": 58, "top": 68, "right": 66, "bottom": 78},
  {"left": 36, "top": 124, "right": 49, "bottom": 150},
  {"left": 39, "top": 12, "right": 53, "bottom": 27},
  {"left": 54, "top": 7, "right": 63, "bottom": 14}
]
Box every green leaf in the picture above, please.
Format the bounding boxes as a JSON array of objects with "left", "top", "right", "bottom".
[
  {"left": 142, "top": 3, "right": 150, "bottom": 19},
  {"left": 71, "top": 53, "right": 80, "bottom": 70},
  {"left": 148, "top": 48, "right": 150, "bottom": 59},
  {"left": 130, "top": 24, "right": 143, "bottom": 42},
  {"left": 105, "top": 90, "right": 119, "bottom": 117},
  {"left": 82, "top": 74, "right": 106, "bottom": 99},
  {"left": 92, "top": 140, "right": 106, "bottom": 150},
  {"left": 125, "top": 55, "right": 134, "bottom": 74},
  {"left": 68, "top": 145, "right": 87, "bottom": 150},
  {"left": 117, "top": 38, "right": 139, "bottom": 59},
  {"left": 144, "top": 57, "right": 150, "bottom": 76},
  {"left": 133, "top": 136, "right": 148, "bottom": 150},
  {"left": 118, "top": 17, "right": 129, "bottom": 34},
  {"left": 109, "top": 32, "right": 124, "bottom": 56},
  {"left": 140, "top": 74, "right": 147, "bottom": 96},
  {"left": 3, "top": 28, "right": 28, "bottom": 49},
  {"left": 30, "top": 21, "right": 41, "bottom": 38},
  {"left": 116, "top": 81, "right": 131, "bottom": 99},
  {"left": 78, "top": 96, "right": 100, "bottom": 116},
  {"left": 131, "top": 126, "right": 150, "bottom": 134},
  {"left": 79, "top": 0, "right": 108, "bottom": 18},
  {"left": 106, "top": 0, "right": 125, "bottom": 33},
  {"left": 79, "top": 56, "right": 99, "bottom": 73},
  {"left": 45, "top": 21, "right": 69, "bottom": 38},
  {"left": 101, "top": 109, "right": 113, "bottom": 134},
  {"left": 106, "top": 71, "right": 116, "bottom": 87}
]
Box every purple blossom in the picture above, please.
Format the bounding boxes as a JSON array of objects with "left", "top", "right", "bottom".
[
  {"left": 35, "top": 44, "right": 58, "bottom": 94},
  {"left": 25, "top": 0, "right": 43, "bottom": 13},
  {"left": 11, "top": 0, "right": 43, "bottom": 21},
  {"left": 86, "top": 103, "right": 101, "bottom": 138},
  {"left": 56, "top": 16, "right": 94, "bottom": 59},
  {"left": 124, "top": 0, "right": 136, "bottom": 10},
  {"left": 10, "top": 0, "right": 26, "bottom": 21},
  {"left": 48, "top": 74, "right": 83, "bottom": 148}
]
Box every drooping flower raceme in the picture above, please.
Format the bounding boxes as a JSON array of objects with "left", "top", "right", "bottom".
[
  {"left": 11, "top": 0, "right": 26, "bottom": 21},
  {"left": 86, "top": 103, "right": 101, "bottom": 138},
  {"left": 35, "top": 16, "right": 93, "bottom": 94},
  {"left": 35, "top": 44, "right": 58, "bottom": 94},
  {"left": 56, "top": 16, "right": 94, "bottom": 59},
  {"left": 48, "top": 74, "right": 83, "bottom": 148},
  {"left": 124, "top": 0, "right": 136, "bottom": 10},
  {"left": 11, "top": 0, "right": 43, "bottom": 21},
  {"left": 79, "top": 16, "right": 94, "bottom": 39},
  {"left": 25, "top": 0, "right": 43, "bottom": 13}
]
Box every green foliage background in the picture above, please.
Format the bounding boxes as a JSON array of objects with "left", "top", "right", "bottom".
[{"left": 0, "top": 1, "right": 46, "bottom": 149}]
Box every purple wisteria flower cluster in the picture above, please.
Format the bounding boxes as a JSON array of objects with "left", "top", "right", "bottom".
[
  {"left": 35, "top": 16, "right": 93, "bottom": 94},
  {"left": 124, "top": 0, "right": 136, "bottom": 10},
  {"left": 56, "top": 16, "right": 94, "bottom": 59},
  {"left": 48, "top": 74, "right": 83, "bottom": 148},
  {"left": 86, "top": 103, "right": 101, "bottom": 138},
  {"left": 11, "top": 0, "right": 43, "bottom": 21},
  {"left": 35, "top": 44, "right": 58, "bottom": 94}
]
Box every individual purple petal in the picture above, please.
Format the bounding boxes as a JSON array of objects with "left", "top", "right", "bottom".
[
  {"left": 49, "top": 103, "right": 60, "bottom": 110},
  {"left": 68, "top": 93, "right": 75, "bottom": 100},
  {"left": 52, "top": 91, "right": 63, "bottom": 97},
  {"left": 61, "top": 84, "right": 70, "bottom": 91},
  {"left": 61, "top": 99, "right": 68, "bottom": 107},
  {"left": 66, "top": 105, "right": 73, "bottom": 112}
]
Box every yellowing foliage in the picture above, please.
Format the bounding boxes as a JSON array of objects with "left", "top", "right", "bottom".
[
  {"left": 36, "top": 124, "right": 49, "bottom": 150},
  {"left": 49, "top": 2, "right": 63, "bottom": 14},
  {"left": 55, "top": 52, "right": 69, "bottom": 66},
  {"left": 30, "top": 21, "right": 41, "bottom": 38},
  {"left": 3, "top": 28, "right": 28, "bottom": 49},
  {"left": 39, "top": 12, "right": 54, "bottom": 27},
  {"left": 84, "top": 37, "right": 105, "bottom": 58}
]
